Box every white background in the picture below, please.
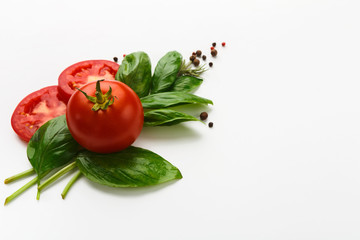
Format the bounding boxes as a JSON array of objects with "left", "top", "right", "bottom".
[{"left": 1, "top": 0, "right": 360, "bottom": 239}]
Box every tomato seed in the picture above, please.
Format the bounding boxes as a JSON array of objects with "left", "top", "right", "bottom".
[
  {"left": 222, "top": 42, "right": 226, "bottom": 47},
  {"left": 113, "top": 57, "right": 118, "bottom": 62},
  {"left": 208, "top": 122, "right": 214, "bottom": 128},
  {"left": 212, "top": 42, "right": 216, "bottom": 47},
  {"left": 193, "top": 58, "right": 200, "bottom": 67},
  {"left": 196, "top": 50, "right": 202, "bottom": 57},
  {"left": 200, "top": 112, "right": 208, "bottom": 120}
]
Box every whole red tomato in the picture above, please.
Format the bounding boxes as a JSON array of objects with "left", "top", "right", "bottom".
[{"left": 66, "top": 80, "right": 143, "bottom": 153}]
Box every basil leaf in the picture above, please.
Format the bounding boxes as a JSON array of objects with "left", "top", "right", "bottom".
[
  {"left": 170, "top": 75, "right": 203, "bottom": 93},
  {"left": 151, "top": 51, "right": 182, "bottom": 94},
  {"left": 27, "top": 115, "right": 81, "bottom": 178},
  {"left": 76, "top": 146, "right": 182, "bottom": 187},
  {"left": 141, "top": 92, "right": 213, "bottom": 109},
  {"left": 115, "top": 51, "right": 152, "bottom": 97},
  {"left": 144, "top": 109, "right": 200, "bottom": 126}
]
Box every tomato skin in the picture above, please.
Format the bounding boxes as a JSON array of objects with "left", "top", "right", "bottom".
[
  {"left": 11, "top": 86, "right": 66, "bottom": 142},
  {"left": 66, "top": 80, "right": 144, "bottom": 153},
  {"left": 58, "top": 60, "right": 119, "bottom": 103}
]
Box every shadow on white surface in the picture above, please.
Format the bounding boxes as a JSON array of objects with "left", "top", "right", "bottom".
[
  {"left": 82, "top": 177, "right": 181, "bottom": 197},
  {"left": 139, "top": 124, "right": 202, "bottom": 140}
]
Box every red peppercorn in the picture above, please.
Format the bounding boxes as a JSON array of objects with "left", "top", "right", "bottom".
[
  {"left": 123, "top": 54, "right": 126, "bottom": 57},
  {"left": 222, "top": 42, "right": 226, "bottom": 47},
  {"left": 210, "top": 47, "right": 215, "bottom": 50}
]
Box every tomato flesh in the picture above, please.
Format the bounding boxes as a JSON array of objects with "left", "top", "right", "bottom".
[
  {"left": 66, "top": 80, "right": 144, "bottom": 153},
  {"left": 58, "top": 60, "right": 119, "bottom": 103},
  {"left": 11, "top": 86, "right": 66, "bottom": 142}
]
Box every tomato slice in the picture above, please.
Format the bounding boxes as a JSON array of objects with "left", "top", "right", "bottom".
[
  {"left": 58, "top": 60, "right": 119, "bottom": 103},
  {"left": 11, "top": 86, "right": 66, "bottom": 142}
]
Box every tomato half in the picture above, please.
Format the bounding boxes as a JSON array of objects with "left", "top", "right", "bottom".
[
  {"left": 11, "top": 86, "right": 67, "bottom": 142},
  {"left": 66, "top": 80, "right": 143, "bottom": 153},
  {"left": 58, "top": 60, "right": 119, "bottom": 103}
]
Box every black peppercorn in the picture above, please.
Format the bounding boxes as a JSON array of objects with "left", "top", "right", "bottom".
[
  {"left": 193, "top": 58, "right": 200, "bottom": 67},
  {"left": 209, "top": 62, "right": 213, "bottom": 67},
  {"left": 212, "top": 42, "right": 216, "bottom": 47},
  {"left": 200, "top": 112, "right": 208, "bottom": 120},
  {"left": 211, "top": 49, "right": 217, "bottom": 57},
  {"left": 190, "top": 55, "right": 196, "bottom": 62},
  {"left": 196, "top": 50, "right": 202, "bottom": 57},
  {"left": 192, "top": 52, "right": 197, "bottom": 56},
  {"left": 208, "top": 122, "right": 214, "bottom": 128},
  {"left": 113, "top": 57, "right": 118, "bottom": 62},
  {"left": 202, "top": 55, "right": 206, "bottom": 61}
]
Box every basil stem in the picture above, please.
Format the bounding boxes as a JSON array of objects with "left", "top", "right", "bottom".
[
  {"left": 61, "top": 170, "right": 82, "bottom": 199},
  {"left": 4, "top": 176, "right": 38, "bottom": 205},
  {"left": 4, "top": 168, "right": 35, "bottom": 184},
  {"left": 38, "top": 162, "right": 77, "bottom": 191}
]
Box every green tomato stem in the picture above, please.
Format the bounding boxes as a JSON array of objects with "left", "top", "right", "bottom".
[
  {"left": 38, "top": 162, "right": 77, "bottom": 191},
  {"left": 4, "top": 168, "right": 35, "bottom": 184},
  {"left": 4, "top": 176, "right": 38, "bottom": 205},
  {"left": 61, "top": 170, "right": 82, "bottom": 199},
  {"left": 77, "top": 80, "right": 115, "bottom": 111}
]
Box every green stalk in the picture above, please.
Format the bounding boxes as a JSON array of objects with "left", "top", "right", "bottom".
[
  {"left": 4, "top": 176, "right": 38, "bottom": 205},
  {"left": 61, "top": 170, "right": 82, "bottom": 199},
  {"left": 36, "top": 189, "right": 41, "bottom": 200},
  {"left": 4, "top": 168, "right": 35, "bottom": 184},
  {"left": 38, "top": 162, "right": 77, "bottom": 191}
]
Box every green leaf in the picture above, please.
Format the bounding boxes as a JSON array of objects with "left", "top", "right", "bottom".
[
  {"left": 171, "top": 75, "right": 203, "bottom": 93},
  {"left": 141, "top": 92, "right": 213, "bottom": 109},
  {"left": 151, "top": 51, "right": 182, "bottom": 94},
  {"left": 27, "top": 115, "right": 81, "bottom": 178},
  {"left": 144, "top": 109, "right": 200, "bottom": 126},
  {"left": 76, "top": 146, "right": 182, "bottom": 187},
  {"left": 115, "top": 51, "right": 152, "bottom": 97}
]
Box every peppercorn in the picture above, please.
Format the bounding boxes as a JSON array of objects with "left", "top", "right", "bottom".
[
  {"left": 211, "top": 49, "right": 218, "bottom": 57},
  {"left": 196, "top": 50, "right": 202, "bottom": 57},
  {"left": 193, "top": 58, "right": 200, "bottom": 67},
  {"left": 123, "top": 54, "right": 126, "bottom": 58},
  {"left": 190, "top": 55, "right": 196, "bottom": 62},
  {"left": 208, "top": 122, "right": 214, "bottom": 128},
  {"left": 210, "top": 46, "right": 215, "bottom": 50},
  {"left": 209, "top": 62, "right": 213, "bottom": 67},
  {"left": 222, "top": 42, "right": 226, "bottom": 47},
  {"left": 113, "top": 57, "right": 118, "bottom": 63},
  {"left": 202, "top": 55, "right": 207, "bottom": 61},
  {"left": 192, "top": 52, "right": 197, "bottom": 56},
  {"left": 200, "top": 112, "right": 208, "bottom": 120},
  {"left": 212, "top": 42, "right": 216, "bottom": 47}
]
